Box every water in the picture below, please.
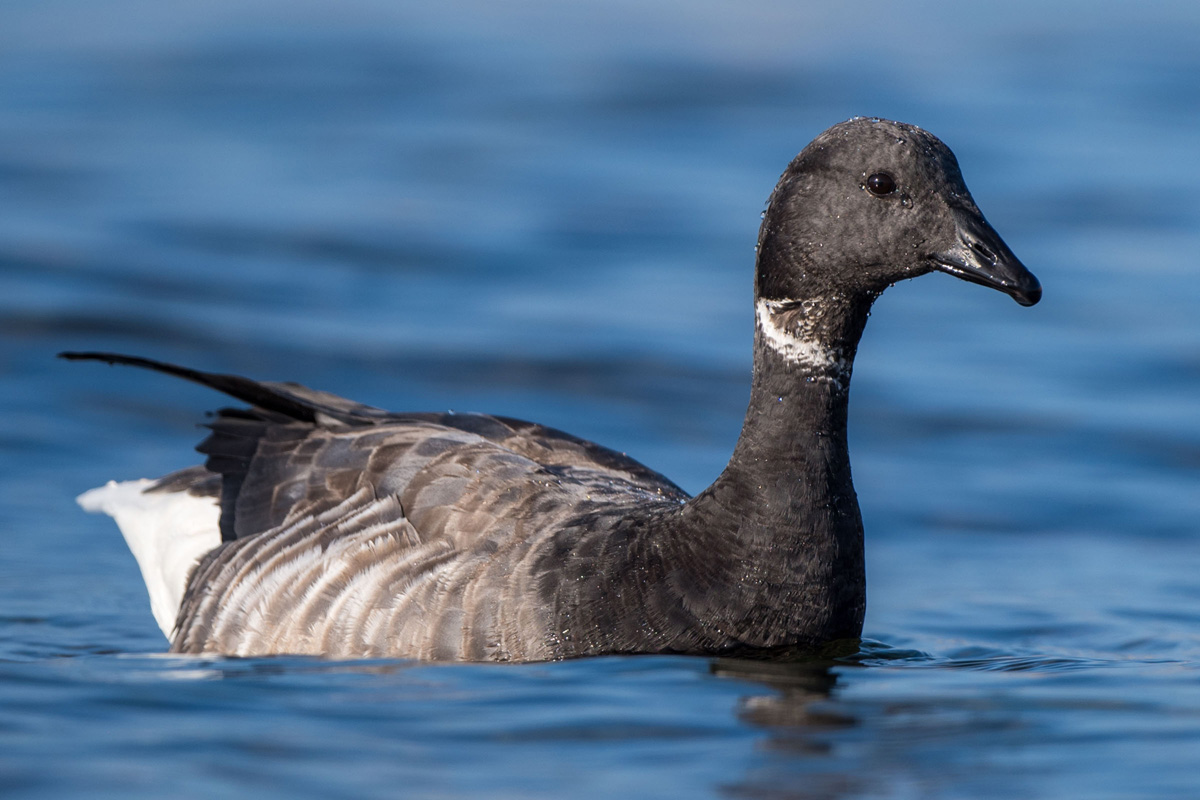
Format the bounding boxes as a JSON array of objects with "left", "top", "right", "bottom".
[{"left": 3, "top": 1, "right": 1200, "bottom": 796}]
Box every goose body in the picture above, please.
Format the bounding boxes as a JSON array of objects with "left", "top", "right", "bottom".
[{"left": 69, "top": 117, "right": 1040, "bottom": 661}]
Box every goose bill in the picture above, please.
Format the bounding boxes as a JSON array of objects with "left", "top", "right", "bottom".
[{"left": 931, "top": 210, "right": 1041, "bottom": 306}]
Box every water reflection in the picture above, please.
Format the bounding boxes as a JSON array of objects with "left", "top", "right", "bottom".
[
  {"left": 711, "top": 657, "right": 861, "bottom": 799},
  {"left": 715, "top": 657, "right": 847, "bottom": 730}
]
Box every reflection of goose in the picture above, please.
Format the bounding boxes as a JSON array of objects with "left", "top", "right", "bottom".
[
  {"left": 713, "top": 657, "right": 859, "bottom": 799},
  {"left": 68, "top": 117, "right": 1039, "bottom": 661},
  {"left": 713, "top": 657, "right": 846, "bottom": 730}
]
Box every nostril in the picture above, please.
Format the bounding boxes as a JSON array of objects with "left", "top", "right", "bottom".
[{"left": 966, "top": 238, "right": 997, "bottom": 266}]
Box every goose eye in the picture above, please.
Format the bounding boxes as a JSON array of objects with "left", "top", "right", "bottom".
[{"left": 866, "top": 172, "right": 896, "bottom": 197}]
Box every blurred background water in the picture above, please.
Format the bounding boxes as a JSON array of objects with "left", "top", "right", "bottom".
[{"left": 2, "top": 1, "right": 1199, "bottom": 797}]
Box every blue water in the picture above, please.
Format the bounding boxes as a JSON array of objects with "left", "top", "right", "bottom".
[{"left": 3, "top": 1, "right": 1200, "bottom": 797}]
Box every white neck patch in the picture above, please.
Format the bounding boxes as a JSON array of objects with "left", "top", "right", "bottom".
[{"left": 755, "top": 299, "right": 850, "bottom": 386}]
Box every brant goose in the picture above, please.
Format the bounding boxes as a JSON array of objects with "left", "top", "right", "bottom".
[{"left": 66, "top": 117, "right": 1040, "bottom": 661}]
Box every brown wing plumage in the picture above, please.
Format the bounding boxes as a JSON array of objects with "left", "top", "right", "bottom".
[{"left": 65, "top": 352, "right": 688, "bottom": 659}]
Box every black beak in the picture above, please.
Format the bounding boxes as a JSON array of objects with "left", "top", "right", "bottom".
[{"left": 931, "top": 209, "right": 1041, "bottom": 306}]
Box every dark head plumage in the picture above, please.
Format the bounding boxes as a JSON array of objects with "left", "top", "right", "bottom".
[{"left": 756, "top": 117, "right": 1040, "bottom": 307}]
